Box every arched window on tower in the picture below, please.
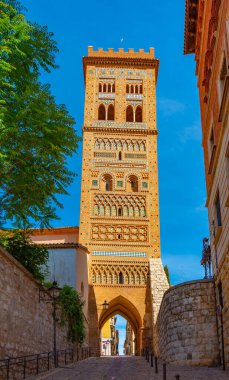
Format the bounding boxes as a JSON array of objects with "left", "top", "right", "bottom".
[
  {"left": 126, "top": 84, "right": 129, "bottom": 93},
  {"left": 118, "top": 207, "right": 122, "bottom": 216},
  {"left": 135, "top": 85, "right": 139, "bottom": 94},
  {"left": 139, "top": 85, "right": 143, "bottom": 94},
  {"left": 118, "top": 272, "right": 124, "bottom": 284},
  {"left": 127, "top": 175, "right": 138, "bottom": 192},
  {"left": 130, "top": 85, "right": 134, "bottom": 94},
  {"left": 112, "top": 83, "right": 115, "bottom": 93},
  {"left": 119, "top": 151, "right": 122, "bottom": 160},
  {"left": 98, "top": 104, "right": 106, "bottom": 120},
  {"left": 107, "top": 104, "right": 115, "bottom": 121},
  {"left": 135, "top": 106, "right": 142, "bottom": 122},
  {"left": 108, "top": 83, "right": 111, "bottom": 92},
  {"left": 102, "top": 174, "right": 113, "bottom": 191},
  {"left": 126, "top": 105, "right": 134, "bottom": 122},
  {"left": 99, "top": 83, "right": 102, "bottom": 92},
  {"left": 103, "top": 83, "right": 106, "bottom": 92}
]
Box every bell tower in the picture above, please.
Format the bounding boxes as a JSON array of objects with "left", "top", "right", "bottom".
[{"left": 79, "top": 47, "right": 168, "bottom": 354}]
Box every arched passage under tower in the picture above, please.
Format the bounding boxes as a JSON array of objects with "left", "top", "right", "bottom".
[
  {"left": 88, "top": 283, "right": 153, "bottom": 356},
  {"left": 99, "top": 296, "right": 141, "bottom": 355},
  {"left": 100, "top": 313, "right": 136, "bottom": 356}
]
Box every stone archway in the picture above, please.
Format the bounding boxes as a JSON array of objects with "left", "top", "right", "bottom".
[{"left": 99, "top": 296, "right": 142, "bottom": 355}]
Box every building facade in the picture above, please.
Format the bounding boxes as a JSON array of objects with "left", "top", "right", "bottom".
[
  {"left": 79, "top": 47, "right": 169, "bottom": 355},
  {"left": 31, "top": 227, "right": 89, "bottom": 328},
  {"left": 124, "top": 321, "right": 135, "bottom": 355},
  {"left": 101, "top": 317, "right": 118, "bottom": 356},
  {"left": 184, "top": 0, "right": 229, "bottom": 368}
]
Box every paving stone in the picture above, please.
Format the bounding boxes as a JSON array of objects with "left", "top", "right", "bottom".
[{"left": 28, "top": 356, "right": 229, "bottom": 380}]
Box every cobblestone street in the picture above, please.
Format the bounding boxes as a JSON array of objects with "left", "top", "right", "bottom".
[{"left": 29, "top": 356, "right": 229, "bottom": 380}]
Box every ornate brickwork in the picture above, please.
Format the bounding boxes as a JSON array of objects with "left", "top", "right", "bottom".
[
  {"left": 91, "top": 259, "right": 149, "bottom": 286},
  {"left": 91, "top": 224, "right": 148, "bottom": 242},
  {"left": 93, "top": 194, "right": 147, "bottom": 217},
  {"left": 79, "top": 47, "right": 168, "bottom": 355},
  {"left": 94, "top": 138, "right": 146, "bottom": 151}
]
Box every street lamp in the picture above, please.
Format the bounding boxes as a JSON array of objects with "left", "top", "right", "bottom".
[
  {"left": 102, "top": 300, "right": 109, "bottom": 310},
  {"left": 39, "top": 281, "right": 61, "bottom": 368}
]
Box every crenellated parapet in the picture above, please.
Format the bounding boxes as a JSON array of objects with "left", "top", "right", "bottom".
[{"left": 87, "top": 46, "right": 155, "bottom": 59}]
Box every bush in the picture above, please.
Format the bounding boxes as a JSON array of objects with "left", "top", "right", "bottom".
[{"left": 0, "top": 230, "right": 49, "bottom": 281}]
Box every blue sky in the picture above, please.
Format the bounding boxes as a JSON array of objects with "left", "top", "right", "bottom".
[
  {"left": 21, "top": 0, "right": 209, "bottom": 285},
  {"left": 115, "top": 315, "right": 127, "bottom": 355}
]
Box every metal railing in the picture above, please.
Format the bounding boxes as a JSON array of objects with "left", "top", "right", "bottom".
[
  {"left": 141, "top": 349, "right": 181, "bottom": 380},
  {"left": 0, "top": 347, "right": 91, "bottom": 380}
]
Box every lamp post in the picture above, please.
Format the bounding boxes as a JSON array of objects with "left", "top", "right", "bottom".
[{"left": 39, "top": 281, "right": 61, "bottom": 368}]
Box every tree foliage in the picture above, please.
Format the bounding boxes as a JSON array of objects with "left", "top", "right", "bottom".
[
  {"left": 0, "top": 230, "right": 49, "bottom": 281},
  {"left": 164, "top": 264, "right": 171, "bottom": 285},
  {"left": 59, "top": 285, "right": 85, "bottom": 344},
  {"left": 0, "top": 0, "right": 79, "bottom": 228}
]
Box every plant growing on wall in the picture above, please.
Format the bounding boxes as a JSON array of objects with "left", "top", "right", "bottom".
[
  {"left": 0, "top": 0, "right": 80, "bottom": 229},
  {"left": 164, "top": 264, "right": 171, "bottom": 285},
  {"left": 0, "top": 230, "right": 49, "bottom": 281},
  {"left": 59, "top": 285, "right": 85, "bottom": 344}
]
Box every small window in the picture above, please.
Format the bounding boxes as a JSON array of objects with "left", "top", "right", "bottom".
[
  {"left": 135, "top": 85, "right": 138, "bottom": 94},
  {"left": 126, "top": 84, "right": 129, "bottom": 93},
  {"left": 118, "top": 234, "right": 121, "bottom": 239},
  {"left": 81, "top": 282, "right": 84, "bottom": 297},
  {"left": 215, "top": 192, "right": 222, "bottom": 227},
  {"left": 130, "top": 85, "right": 134, "bottom": 94},
  {"left": 118, "top": 272, "right": 124, "bottom": 284},
  {"left": 99, "top": 83, "right": 102, "bottom": 92},
  {"left": 126, "top": 106, "right": 134, "bottom": 122},
  {"left": 118, "top": 208, "right": 122, "bottom": 216},
  {"left": 98, "top": 104, "right": 106, "bottom": 120},
  {"left": 103, "top": 83, "right": 106, "bottom": 93},
  {"left": 108, "top": 84, "right": 111, "bottom": 92},
  {"left": 139, "top": 85, "right": 143, "bottom": 94},
  {"left": 112, "top": 83, "right": 115, "bottom": 93},
  {"left": 209, "top": 127, "right": 215, "bottom": 155},
  {"left": 107, "top": 104, "right": 115, "bottom": 121},
  {"left": 118, "top": 151, "right": 122, "bottom": 160},
  {"left": 135, "top": 106, "right": 142, "bottom": 122}
]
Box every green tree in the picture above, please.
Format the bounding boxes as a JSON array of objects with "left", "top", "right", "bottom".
[
  {"left": 164, "top": 264, "right": 171, "bottom": 285},
  {"left": 0, "top": 0, "right": 79, "bottom": 228},
  {"left": 59, "top": 285, "right": 85, "bottom": 344},
  {"left": 0, "top": 230, "right": 49, "bottom": 281}
]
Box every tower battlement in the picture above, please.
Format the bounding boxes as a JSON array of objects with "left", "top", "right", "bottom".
[{"left": 87, "top": 46, "right": 155, "bottom": 59}]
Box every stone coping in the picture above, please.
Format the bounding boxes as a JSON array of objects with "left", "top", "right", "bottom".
[
  {"left": 163, "top": 278, "right": 214, "bottom": 297},
  {"left": 0, "top": 245, "right": 42, "bottom": 286}
]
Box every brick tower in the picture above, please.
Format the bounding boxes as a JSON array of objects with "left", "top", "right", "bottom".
[{"left": 79, "top": 47, "right": 168, "bottom": 355}]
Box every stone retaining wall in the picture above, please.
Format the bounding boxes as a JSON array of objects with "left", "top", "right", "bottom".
[
  {"left": 156, "top": 279, "right": 220, "bottom": 366},
  {"left": 0, "top": 246, "right": 71, "bottom": 359}
]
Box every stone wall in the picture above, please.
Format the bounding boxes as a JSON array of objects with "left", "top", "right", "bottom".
[
  {"left": 149, "top": 258, "right": 169, "bottom": 352},
  {"left": 156, "top": 279, "right": 219, "bottom": 366},
  {"left": 0, "top": 246, "right": 72, "bottom": 359}
]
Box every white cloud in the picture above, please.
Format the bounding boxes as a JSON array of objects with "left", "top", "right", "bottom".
[
  {"left": 194, "top": 199, "right": 207, "bottom": 213},
  {"left": 157, "top": 98, "right": 186, "bottom": 116},
  {"left": 178, "top": 121, "right": 202, "bottom": 143}
]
